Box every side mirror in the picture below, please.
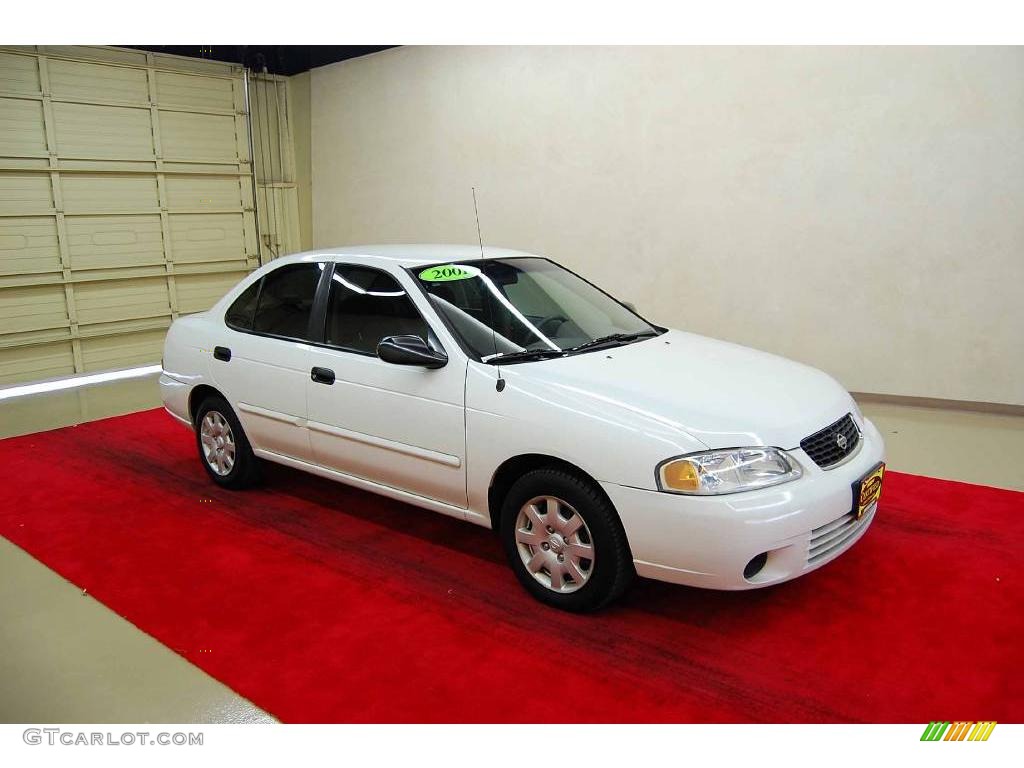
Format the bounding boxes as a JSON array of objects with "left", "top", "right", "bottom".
[
  {"left": 621, "top": 300, "right": 638, "bottom": 313},
  {"left": 377, "top": 335, "right": 448, "bottom": 369}
]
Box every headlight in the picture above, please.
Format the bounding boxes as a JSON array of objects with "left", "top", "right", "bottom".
[{"left": 657, "top": 448, "right": 802, "bottom": 495}]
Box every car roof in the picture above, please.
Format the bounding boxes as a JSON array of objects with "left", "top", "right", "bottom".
[{"left": 275, "top": 244, "right": 543, "bottom": 269}]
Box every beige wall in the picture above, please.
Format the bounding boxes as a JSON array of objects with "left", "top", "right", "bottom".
[
  {"left": 289, "top": 71, "right": 313, "bottom": 251},
  {"left": 311, "top": 46, "right": 1024, "bottom": 406}
]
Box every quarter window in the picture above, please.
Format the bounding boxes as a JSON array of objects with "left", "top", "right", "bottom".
[
  {"left": 251, "top": 263, "right": 321, "bottom": 340},
  {"left": 325, "top": 266, "right": 431, "bottom": 355},
  {"left": 225, "top": 279, "right": 261, "bottom": 331}
]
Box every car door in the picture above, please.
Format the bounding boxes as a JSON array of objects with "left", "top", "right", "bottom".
[
  {"left": 211, "top": 261, "right": 326, "bottom": 460},
  {"left": 305, "top": 262, "right": 468, "bottom": 509}
]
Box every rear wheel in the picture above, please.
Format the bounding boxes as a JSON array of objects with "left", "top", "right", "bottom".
[
  {"left": 500, "top": 468, "right": 633, "bottom": 612},
  {"left": 194, "top": 395, "right": 260, "bottom": 489}
]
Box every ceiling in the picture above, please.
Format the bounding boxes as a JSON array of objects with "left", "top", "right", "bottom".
[{"left": 124, "top": 46, "right": 396, "bottom": 76}]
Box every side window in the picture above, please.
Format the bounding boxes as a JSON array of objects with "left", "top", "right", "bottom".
[
  {"left": 225, "top": 278, "right": 261, "bottom": 331},
  {"left": 325, "top": 265, "right": 431, "bottom": 355},
  {"left": 252, "top": 263, "right": 322, "bottom": 340}
]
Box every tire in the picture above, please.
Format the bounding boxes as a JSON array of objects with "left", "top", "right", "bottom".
[
  {"left": 500, "top": 468, "right": 634, "bottom": 612},
  {"left": 194, "top": 394, "right": 261, "bottom": 489}
]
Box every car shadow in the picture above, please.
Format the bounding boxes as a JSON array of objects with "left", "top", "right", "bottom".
[{"left": 250, "top": 460, "right": 790, "bottom": 624}]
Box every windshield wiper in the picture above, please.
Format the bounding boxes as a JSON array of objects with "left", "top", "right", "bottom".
[
  {"left": 483, "top": 330, "right": 658, "bottom": 364},
  {"left": 483, "top": 348, "right": 566, "bottom": 365},
  {"left": 567, "top": 330, "right": 659, "bottom": 354}
]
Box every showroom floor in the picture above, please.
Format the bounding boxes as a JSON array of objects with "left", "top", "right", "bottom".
[
  {"left": 1, "top": 374, "right": 275, "bottom": 723},
  {"left": 0, "top": 372, "right": 1020, "bottom": 722}
]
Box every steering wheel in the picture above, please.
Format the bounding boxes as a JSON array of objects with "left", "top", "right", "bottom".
[{"left": 535, "top": 315, "right": 568, "bottom": 337}]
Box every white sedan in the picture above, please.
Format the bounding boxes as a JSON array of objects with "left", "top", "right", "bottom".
[{"left": 160, "top": 245, "right": 885, "bottom": 612}]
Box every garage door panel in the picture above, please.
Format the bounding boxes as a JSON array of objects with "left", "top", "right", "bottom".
[
  {"left": 162, "top": 161, "right": 243, "bottom": 174},
  {"left": 2, "top": 158, "right": 51, "bottom": 172},
  {"left": 48, "top": 59, "right": 149, "bottom": 104},
  {"left": 0, "top": 283, "right": 68, "bottom": 334},
  {"left": 52, "top": 102, "right": 154, "bottom": 158},
  {"left": 41, "top": 46, "right": 149, "bottom": 68},
  {"left": 0, "top": 53, "right": 40, "bottom": 94},
  {"left": 0, "top": 341, "right": 75, "bottom": 384},
  {"left": 65, "top": 214, "right": 164, "bottom": 270},
  {"left": 156, "top": 71, "right": 234, "bottom": 112},
  {"left": 0, "top": 98, "right": 47, "bottom": 157},
  {"left": 0, "top": 48, "right": 264, "bottom": 385},
  {"left": 61, "top": 174, "right": 159, "bottom": 213},
  {"left": 164, "top": 175, "right": 242, "bottom": 211},
  {"left": 169, "top": 213, "right": 245, "bottom": 264},
  {"left": 0, "top": 217, "right": 61, "bottom": 275},
  {"left": 0, "top": 173, "right": 53, "bottom": 214},
  {"left": 80, "top": 328, "right": 166, "bottom": 372},
  {"left": 60, "top": 159, "right": 158, "bottom": 173},
  {"left": 74, "top": 277, "right": 170, "bottom": 325},
  {"left": 159, "top": 111, "right": 237, "bottom": 161},
  {"left": 175, "top": 271, "right": 246, "bottom": 314}
]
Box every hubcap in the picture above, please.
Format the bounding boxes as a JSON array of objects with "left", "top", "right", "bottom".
[
  {"left": 200, "top": 411, "right": 236, "bottom": 476},
  {"left": 515, "top": 495, "right": 595, "bottom": 594}
]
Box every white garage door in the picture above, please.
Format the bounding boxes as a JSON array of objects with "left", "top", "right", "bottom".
[{"left": 0, "top": 46, "right": 262, "bottom": 385}]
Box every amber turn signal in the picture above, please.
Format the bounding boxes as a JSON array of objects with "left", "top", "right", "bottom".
[{"left": 660, "top": 458, "right": 701, "bottom": 492}]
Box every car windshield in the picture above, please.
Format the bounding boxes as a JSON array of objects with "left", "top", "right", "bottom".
[{"left": 415, "top": 257, "right": 659, "bottom": 362}]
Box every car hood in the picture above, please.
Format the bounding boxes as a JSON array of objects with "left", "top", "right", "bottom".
[{"left": 508, "top": 329, "right": 855, "bottom": 450}]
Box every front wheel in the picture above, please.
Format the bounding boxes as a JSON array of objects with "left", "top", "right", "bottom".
[{"left": 500, "top": 468, "right": 634, "bottom": 612}]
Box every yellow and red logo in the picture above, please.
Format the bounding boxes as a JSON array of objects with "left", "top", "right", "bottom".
[{"left": 920, "top": 721, "right": 997, "bottom": 741}]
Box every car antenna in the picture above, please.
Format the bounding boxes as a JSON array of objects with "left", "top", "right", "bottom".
[{"left": 473, "top": 187, "right": 505, "bottom": 393}]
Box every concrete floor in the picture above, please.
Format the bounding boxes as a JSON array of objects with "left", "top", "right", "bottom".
[
  {"left": 0, "top": 538, "right": 274, "bottom": 723},
  {"left": 0, "top": 372, "right": 275, "bottom": 723},
  {"left": 0, "top": 371, "right": 1020, "bottom": 722},
  {"left": 857, "top": 398, "right": 1023, "bottom": 493}
]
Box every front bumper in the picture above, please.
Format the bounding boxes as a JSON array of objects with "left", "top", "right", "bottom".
[{"left": 602, "top": 417, "right": 885, "bottom": 590}]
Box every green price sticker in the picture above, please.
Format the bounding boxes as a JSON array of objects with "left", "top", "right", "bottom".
[{"left": 418, "top": 264, "right": 481, "bottom": 282}]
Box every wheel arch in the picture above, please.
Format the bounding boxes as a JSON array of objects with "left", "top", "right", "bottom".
[
  {"left": 487, "top": 453, "right": 618, "bottom": 532},
  {"left": 188, "top": 384, "right": 225, "bottom": 426}
]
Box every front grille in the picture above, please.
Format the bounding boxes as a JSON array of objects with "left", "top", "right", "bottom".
[
  {"left": 807, "top": 507, "right": 874, "bottom": 566},
  {"left": 800, "top": 413, "right": 860, "bottom": 468}
]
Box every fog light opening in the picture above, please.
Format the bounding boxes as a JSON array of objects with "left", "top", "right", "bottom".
[{"left": 744, "top": 552, "right": 768, "bottom": 580}]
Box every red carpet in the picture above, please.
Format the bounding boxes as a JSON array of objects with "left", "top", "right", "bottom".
[{"left": 0, "top": 408, "right": 1021, "bottom": 723}]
